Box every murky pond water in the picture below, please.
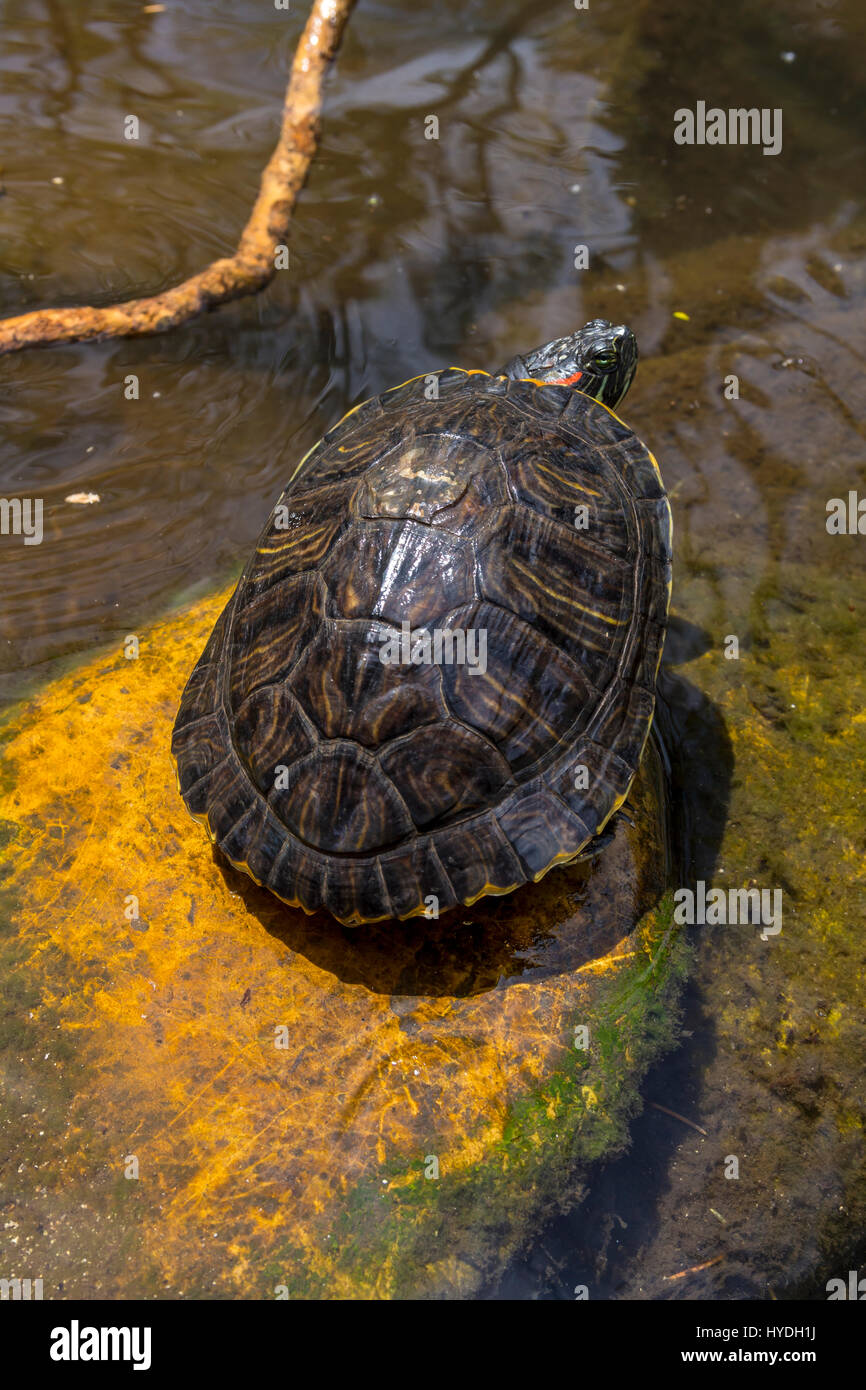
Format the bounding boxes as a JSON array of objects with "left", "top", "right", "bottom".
[{"left": 1, "top": 0, "right": 864, "bottom": 1299}]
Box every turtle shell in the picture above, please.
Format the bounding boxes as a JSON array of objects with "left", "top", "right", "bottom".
[{"left": 171, "top": 368, "right": 672, "bottom": 925}]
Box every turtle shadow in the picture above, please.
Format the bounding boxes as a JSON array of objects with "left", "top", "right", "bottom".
[
  {"left": 483, "top": 633, "right": 738, "bottom": 1298},
  {"left": 214, "top": 846, "right": 615, "bottom": 999},
  {"left": 656, "top": 616, "right": 734, "bottom": 892}
]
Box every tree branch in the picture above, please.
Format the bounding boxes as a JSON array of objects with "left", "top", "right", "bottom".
[{"left": 0, "top": 0, "right": 356, "bottom": 355}]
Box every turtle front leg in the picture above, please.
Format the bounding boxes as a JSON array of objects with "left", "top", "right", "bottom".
[{"left": 570, "top": 809, "right": 635, "bottom": 862}]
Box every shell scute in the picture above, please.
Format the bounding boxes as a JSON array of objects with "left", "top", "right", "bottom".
[
  {"left": 228, "top": 573, "right": 324, "bottom": 707},
  {"left": 477, "top": 507, "right": 631, "bottom": 679},
  {"left": 321, "top": 520, "right": 476, "bottom": 626},
  {"left": 439, "top": 601, "right": 591, "bottom": 775},
  {"left": 269, "top": 743, "right": 414, "bottom": 853},
  {"left": 288, "top": 620, "right": 444, "bottom": 747},
  {"left": 433, "top": 814, "right": 524, "bottom": 904},
  {"left": 380, "top": 721, "right": 513, "bottom": 829},
  {"left": 233, "top": 685, "right": 315, "bottom": 793},
  {"left": 496, "top": 788, "right": 592, "bottom": 879}
]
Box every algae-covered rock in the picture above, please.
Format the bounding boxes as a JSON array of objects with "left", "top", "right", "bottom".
[
  {"left": 0, "top": 587, "right": 688, "bottom": 1298},
  {"left": 642, "top": 565, "right": 866, "bottom": 1297}
]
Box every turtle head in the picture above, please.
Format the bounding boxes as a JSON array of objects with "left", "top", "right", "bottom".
[{"left": 497, "top": 319, "right": 638, "bottom": 409}]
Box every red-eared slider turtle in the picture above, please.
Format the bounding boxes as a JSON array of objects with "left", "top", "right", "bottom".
[{"left": 172, "top": 319, "right": 672, "bottom": 925}]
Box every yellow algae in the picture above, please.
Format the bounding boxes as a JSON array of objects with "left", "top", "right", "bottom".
[{"left": 0, "top": 586, "right": 685, "bottom": 1299}]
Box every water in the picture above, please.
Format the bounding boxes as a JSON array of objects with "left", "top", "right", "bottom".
[
  {"left": 1, "top": 0, "right": 864, "bottom": 1298},
  {"left": 2, "top": 0, "right": 864, "bottom": 696}
]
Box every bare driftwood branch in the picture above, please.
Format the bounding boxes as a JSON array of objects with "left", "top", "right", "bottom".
[{"left": 0, "top": 0, "right": 356, "bottom": 355}]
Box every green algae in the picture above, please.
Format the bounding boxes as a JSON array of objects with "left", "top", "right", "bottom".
[
  {"left": 604, "top": 560, "right": 866, "bottom": 1298},
  {"left": 257, "top": 894, "right": 688, "bottom": 1298}
]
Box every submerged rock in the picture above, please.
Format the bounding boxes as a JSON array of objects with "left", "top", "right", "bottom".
[{"left": 0, "top": 586, "right": 687, "bottom": 1298}]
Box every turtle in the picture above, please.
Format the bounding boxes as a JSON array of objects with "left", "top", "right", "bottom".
[{"left": 171, "top": 318, "right": 672, "bottom": 926}]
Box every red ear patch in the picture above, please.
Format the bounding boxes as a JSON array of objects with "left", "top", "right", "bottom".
[{"left": 551, "top": 370, "right": 583, "bottom": 386}]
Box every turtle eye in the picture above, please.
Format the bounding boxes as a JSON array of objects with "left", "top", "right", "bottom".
[{"left": 592, "top": 349, "right": 618, "bottom": 370}]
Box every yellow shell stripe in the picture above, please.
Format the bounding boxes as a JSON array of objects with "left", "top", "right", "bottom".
[
  {"left": 256, "top": 522, "right": 334, "bottom": 557},
  {"left": 286, "top": 369, "right": 488, "bottom": 485},
  {"left": 509, "top": 554, "right": 624, "bottom": 628},
  {"left": 534, "top": 458, "right": 602, "bottom": 498}
]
